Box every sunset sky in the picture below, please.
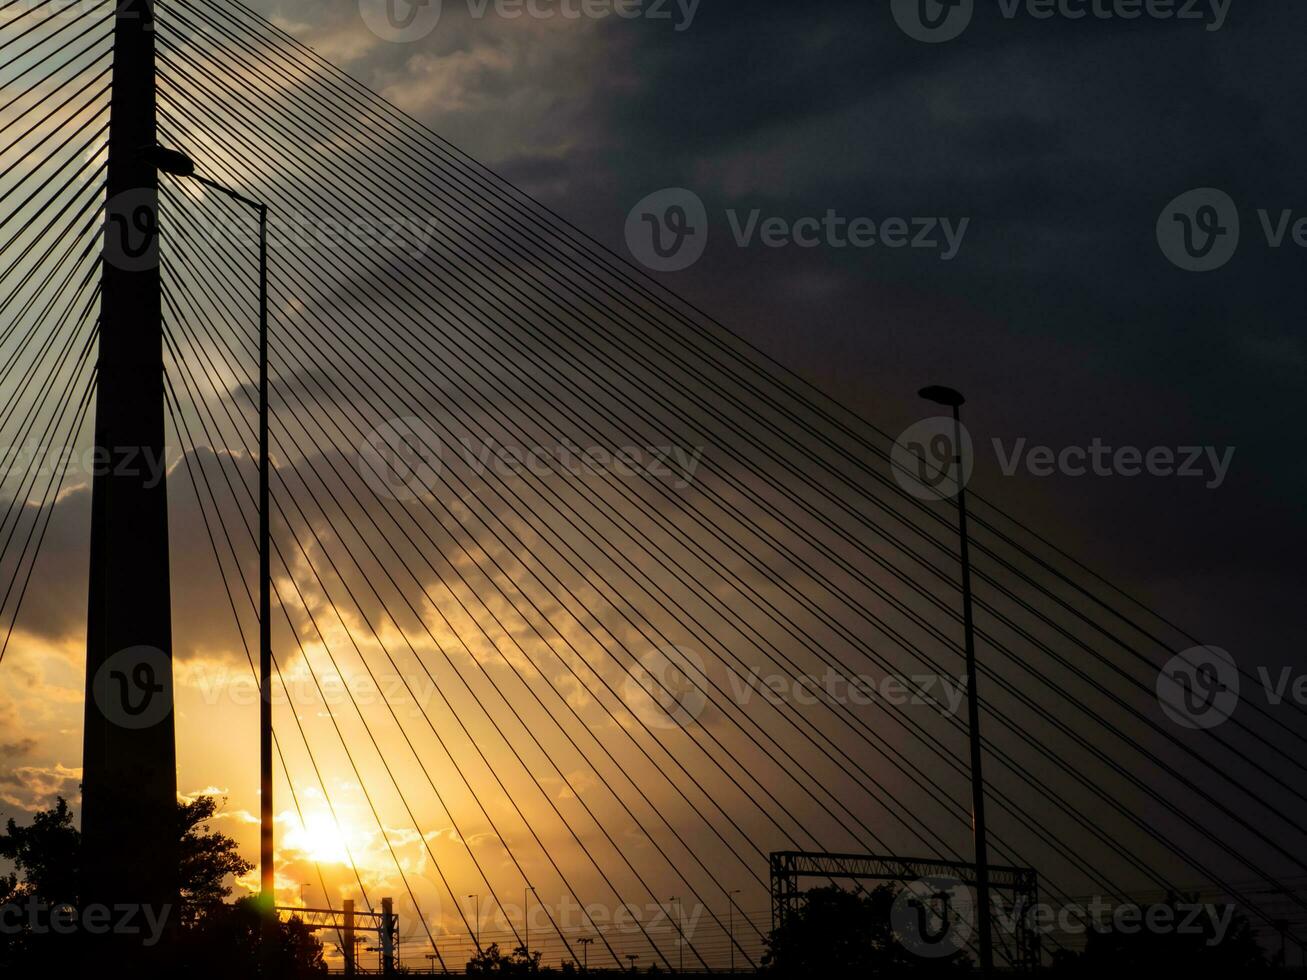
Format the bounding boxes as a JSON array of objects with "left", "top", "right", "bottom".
[{"left": 2, "top": 0, "right": 1305, "bottom": 970}]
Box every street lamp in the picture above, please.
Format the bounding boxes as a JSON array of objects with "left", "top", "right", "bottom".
[
  {"left": 467, "top": 894, "right": 480, "bottom": 951},
  {"left": 668, "top": 897, "right": 683, "bottom": 973},
  {"left": 145, "top": 142, "right": 273, "bottom": 908},
  {"left": 524, "top": 884, "right": 537, "bottom": 962},
  {"left": 727, "top": 889, "right": 741, "bottom": 974},
  {"left": 918, "top": 384, "right": 991, "bottom": 975},
  {"left": 577, "top": 936, "right": 593, "bottom": 972}
]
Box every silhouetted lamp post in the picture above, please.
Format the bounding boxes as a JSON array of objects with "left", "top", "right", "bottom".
[
  {"left": 144, "top": 143, "right": 273, "bottom": 907},
  {"left": 918, "top": 384, "right": 992, "bottom": 975}
]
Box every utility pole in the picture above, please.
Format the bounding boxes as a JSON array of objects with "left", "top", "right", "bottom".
[{"left": 82, "top": 0, "right": 177, "bottom": 958}]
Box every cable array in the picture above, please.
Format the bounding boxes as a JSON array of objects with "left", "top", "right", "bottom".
[{"left": 1, "top": 0, "right": 1302, "bottom": 970}]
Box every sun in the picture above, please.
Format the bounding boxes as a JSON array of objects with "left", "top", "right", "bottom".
[{"left": 283, "top": 811, "right": 357, "bottom": 865}]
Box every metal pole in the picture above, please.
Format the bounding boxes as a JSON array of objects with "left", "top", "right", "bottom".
[
  {"left": 952, "top": 403, "right": 993, "bottom": 974},
  {"left": 258, "top": 204, "right": 273, "bottom": 908}
]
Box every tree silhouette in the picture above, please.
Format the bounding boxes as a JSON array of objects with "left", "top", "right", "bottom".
[
  {"left": 468, "top": 941, "right": 546, "bottom": 974},
  {"left": 1050, "top": 893, "right": 1268, "bottom": 974},
  {"left": 0, "top": 794, "right": 323, "bottom": 974},
  {"left": 763, "top": 884, "right": 971, "bottom": 975}
]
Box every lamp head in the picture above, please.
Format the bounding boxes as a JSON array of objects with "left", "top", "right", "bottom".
[
  {"left": 142, "top": 144, "right": 196, "bottom": 178},
  {"left": 918, "top": 385, "right": 966, "bottom": 408}
]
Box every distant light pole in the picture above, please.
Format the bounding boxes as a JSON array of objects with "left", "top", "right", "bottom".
[
  {"left": 145, "top": 143, "right": 273, "bottom": 907},
  {"left": 919, "top": 384, "right": 991, "bottom": 975},
  {"left": 524, "top": 884, "right": 537, "bottom": 961},
  {"left": 467, "top": 894, "right": 480, "bottom": 951},
  {"left": 578, "top": 936, "right": 593, "bottom": 972},
  {"left": 668, "top": 897, "right": 683, "bottom": 973},
  {"left": 727, "top": 889, "right": 741, "bottom": 974}
]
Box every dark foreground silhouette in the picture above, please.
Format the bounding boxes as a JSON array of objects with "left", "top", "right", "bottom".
[{"left": 0, "top": 794, "right": 325, "bottom": 976}]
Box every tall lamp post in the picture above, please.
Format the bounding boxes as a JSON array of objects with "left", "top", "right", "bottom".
[
  {"left": 144, "top": 144, "right": 273, "bottom": 906},
  {"left": 467, "top": 894, "right": 481, "bottom": 952},
  {"left": 668, "top": 897, "right": 683, "bottom": 973},
  {"left": 918, "top": 384, "right": 992, "bottom": 975},
  {"left": 578, "top": 936, "right": 593, "bottom": 972},
  {"left": 727, "top": 889, "right": 741, "bottom": 974},
  {"left": 524, "top": 884, "right": 537, "bottom": 962}
]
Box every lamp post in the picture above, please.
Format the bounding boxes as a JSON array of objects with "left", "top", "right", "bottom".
[
  {"left": 918, "top": 384, "right": 991, "bottom": 975},
  {"left": 524, "top": 884, "right": 537, "bottom": 962},
  {"left": 578, "top": 936, "right": 593, "bottom": 972},
  {"left": 145, "top": 144, "right": 272, "bottom": 906},
  {"left": 668, "top": 897, "right": 683, "bottom": 973},
  {"left": 727, "top": 889, "right": 741, "bottom": 974},
  {"left": 467, "top": 894, "right": 480, "bottom": 951}
]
